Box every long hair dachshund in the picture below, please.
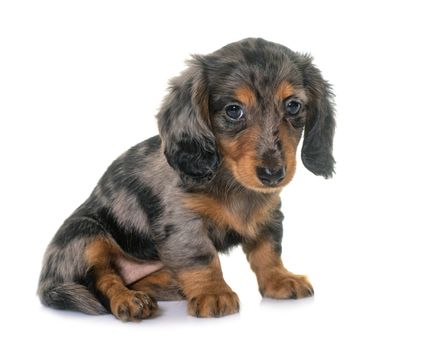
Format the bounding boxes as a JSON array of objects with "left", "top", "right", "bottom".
[{"left": 38, "top": 38, "right": 335, "bottom": 321}]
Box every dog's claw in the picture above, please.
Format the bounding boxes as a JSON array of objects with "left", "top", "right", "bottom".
[
  {"left": 187, "top": 291, "right": 240, "bottom": 318},
  {"left": 260, "top": 273, "right": 314, "bottom": 300},
  {"left": 111, "top": 291, "right": 158, "bottom": 321}
]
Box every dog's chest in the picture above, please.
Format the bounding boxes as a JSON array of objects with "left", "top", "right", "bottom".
[
  {"left": 207, "top": 225, "right": 244, "bottom": 252},
  {"left": 183, "top": 193, "right": 278, "bottom": 237}
]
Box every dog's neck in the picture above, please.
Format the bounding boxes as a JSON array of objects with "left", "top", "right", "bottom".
[
  {"left": 202, "top": 167, "right": 273, "bottom": 200},
  {"left": 183, "top": 167, "right": 281, "bottom": 236}
]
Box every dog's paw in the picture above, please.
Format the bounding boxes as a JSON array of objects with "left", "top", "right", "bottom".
[
  {"left": 260, "top": 272, "right": 314, "bottom": 299},
  {"left": 187, "top": 291, "right": 240, "bottom": 317},
  {"left": 110, "top": 290, "right": 158, "bottom": 321}
]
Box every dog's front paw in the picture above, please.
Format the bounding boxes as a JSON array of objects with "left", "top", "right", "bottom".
[
  {"left": 110, "top": 290, "right": 158, "bottom": 321},
  {"left": 187, "top": 291, "right": 240, "bottom": 317},
  {"left": 260, "top": 272, "right": 314, "bottom": 299}
]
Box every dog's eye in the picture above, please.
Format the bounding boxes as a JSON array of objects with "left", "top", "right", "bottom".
[
  {"left": 284, "top": 98, "right": 304, "bottom": 128},
  {"left": 225, "top": 104, "right": 244, "bottom": 120},
  {"left": 285, "top": 98, "right": 302, "bottom": 115}
]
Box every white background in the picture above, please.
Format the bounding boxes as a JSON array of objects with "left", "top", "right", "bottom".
[{"left": 1, "top": 0, "right": 432, "bottom": 349}]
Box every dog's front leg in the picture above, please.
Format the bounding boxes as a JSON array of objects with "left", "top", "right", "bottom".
[
  {"left": 177, "top": 255, "right": 239, "bottom": 317},
  {"left": 243, "top": 238, "right": 314, "bottom": 299},
  {"left": 159, "top": 228, "right": 239, "bottom": 317}
]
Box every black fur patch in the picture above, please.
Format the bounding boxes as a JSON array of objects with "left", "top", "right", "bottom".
[
  {"left": 166, "top": 136, "right": 219, "bottom": 182},
  {"left": 126, "top": 183, "right": 164, "bottom": 227},
  {"left": 262, "top": 209, "right": 284, "bottom": 255},
  {"left": 96, "top": 207, "right": 160, "bottom": 261},
  {"left": 161, "top": 224, "right": 176, "bottom": 239},
  {"left": 210, "top": 228, "right": 245, "bottom": 253},
  {"left": 51, "top": 217, "right": 106, "bottom": 249},
  {"left": 189, "top": 254, "right": 214, "bottom": 266}
]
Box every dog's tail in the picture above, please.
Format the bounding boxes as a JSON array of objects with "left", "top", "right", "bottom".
[{"left": 38, "top": 281, "right": 107, "bottom": 315}]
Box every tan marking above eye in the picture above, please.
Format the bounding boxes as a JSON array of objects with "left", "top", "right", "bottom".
[
  {"left": 276, "top": 81, "right": 294, "bottom": 101},
  {"left": 234, "top": 85, "right": 256, "bottom": 107}
]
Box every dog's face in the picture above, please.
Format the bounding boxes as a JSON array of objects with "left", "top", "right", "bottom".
[
  {"left": 208, "top": 69, "right": 309, "bottom": 192},
  {"left": 157, "top": 38, "right": 335, "bottom": 191}
]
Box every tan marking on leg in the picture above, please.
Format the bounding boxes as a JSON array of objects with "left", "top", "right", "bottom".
[
  {"left": 129, "top": 268, "right": 184, "bottom": 301},
  {"left": 85, "top": 236, "right": 158, "bottom": 321},
  {"left": 177, "top": 256, "right": 239, "bottom": 317},
  {"left": 244, "top": 240, "right": 314, "bottom": 299}
]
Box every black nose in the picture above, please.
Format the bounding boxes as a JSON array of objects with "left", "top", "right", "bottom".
[{"left": 256, "top": 166, "right": 285, "bottom": 186}]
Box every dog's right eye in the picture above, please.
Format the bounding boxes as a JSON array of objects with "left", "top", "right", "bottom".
[{"left": 225, "top": 104, "right": 244, "bottom": 120}]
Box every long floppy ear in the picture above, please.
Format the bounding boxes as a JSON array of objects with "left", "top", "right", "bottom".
[
  {"left": 156, "top": 57, "right": 219, "bottom": 184},
  {"left": 299, "top": 56, "right": 336, "bottom": 178}
]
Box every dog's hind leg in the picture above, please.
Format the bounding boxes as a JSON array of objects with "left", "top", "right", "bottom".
[
  {"left": 129, "top": 268, "right": 185, "bottom": 301},
  {"left": 38, "top": 220, "right": 108, "bottom": 315},
  {"left": 85, "top": 236, "right": 158, "bottom": 321}
]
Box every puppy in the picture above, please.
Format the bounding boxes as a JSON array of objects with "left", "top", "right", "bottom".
[{"left": 38, "top": 38, "right": 335, "bottom": 320}]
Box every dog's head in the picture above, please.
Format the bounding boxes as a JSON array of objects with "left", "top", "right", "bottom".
[{"left": 157, "top": 38, "right": 335, "bottom": 191}]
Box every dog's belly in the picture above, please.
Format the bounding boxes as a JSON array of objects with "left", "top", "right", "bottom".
[{"left": 114, "top": 255, "right": 164, "bottom": 285}]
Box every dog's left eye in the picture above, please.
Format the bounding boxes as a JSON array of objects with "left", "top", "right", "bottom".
[
  {"left": 285, "top": 98, "right": 302, "bottom": 115},
  {"left": 225, "top": 104, "right": 244, "bottom": 120}
]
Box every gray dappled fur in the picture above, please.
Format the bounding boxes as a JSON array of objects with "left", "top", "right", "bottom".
[{"left": 38, "top": 38, "right": 335, "bottom": 315}]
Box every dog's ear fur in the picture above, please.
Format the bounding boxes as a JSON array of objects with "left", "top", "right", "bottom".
[
  {"left": 299, "top": 55, "right": 336, "bottom": 178},
  {"left": 157, "top": 57, "right": 219, "bottom": 184}
]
